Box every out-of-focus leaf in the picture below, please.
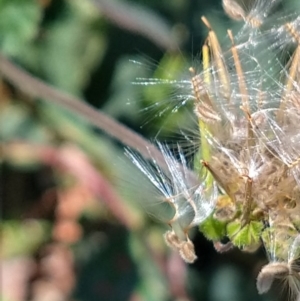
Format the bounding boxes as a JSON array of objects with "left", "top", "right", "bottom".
[
  {"left": 38, "top": 102, "right": 117, "bottom": 171},
  {"left": 129, "top": 232, "right": 169, "bottom": 301},
  {"left": 227, "top": 220, "right": 263, "bottom": 248},
  {"left": 2, "top": 143, "right": 44, "bottom": 169},
  {"left": 103, "top": 56, "right": 149, "bottom": 119},
  {"left": 141, "top": 53, "right": 194, "bottom": 136},
  {"left": 0, "top": 0, "right": 42, "bottom": 57},
  {"left": 199, "top": 215, "right": 227, "bottom": 241},
  {"left": 2, "top": 220, "right": 50, "bottom": 258},
  {"left": 40, "top": 1, "right": 107, "bottom": 94},
  {"left": 0, "top": 103, "right": 51, "bottom": 143}
]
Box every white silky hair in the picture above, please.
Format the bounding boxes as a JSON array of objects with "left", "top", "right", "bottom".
[{"left": 125, "top": 143, "right": 218, "bottom": 239}]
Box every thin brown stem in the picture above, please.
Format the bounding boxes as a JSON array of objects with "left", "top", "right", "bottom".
[
  {"left": 0, "top": 53, "right": 197, "bottom": 180},
  {"left": 89, "top": 0, "right": 178, "bottom": 51},
  {"left": 0, "top": 54, "right": 164, "bottom": 160}
]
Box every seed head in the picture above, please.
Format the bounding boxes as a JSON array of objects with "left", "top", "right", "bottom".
[{"left": 127, "top": 0, "right": 300, "bottom": 297}]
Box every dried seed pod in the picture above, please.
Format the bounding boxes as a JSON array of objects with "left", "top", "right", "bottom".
[
  {"left": 178, "top": 239, "right": 197, "bottom": 263},
  {"left": 194, "top": 102, "right": 221, "bottom": 124},
  {"left": 213, "top": 241, "right": 234, "bottom": 253},
  {"left": 257, "top": 262, "right": 290, "bottom": 294},
  {"left": 222, "top": 0, "right": 246, "bottom": 21},
  {"left": 164, "top": 230, "right": 182, "bottom": 250}
]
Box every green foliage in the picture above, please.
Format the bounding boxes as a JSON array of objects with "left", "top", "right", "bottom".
[
  {"left": 226, "top": 220, "right": 263, "bottom": 249},
  {"left": 39, "top": 1, "right": 106, "bottom": 94},
  {"left": 0, "top": 102, "right": 50, "bottom": 143},
  {"left": 142, "top": 53, "right": 193, "bottom": 135},
  {"left": 0, "top": 0, "right": 42, "bottom": 56},
  {"left": 2, "top": 220, "right": 50, "bottom": 258},
  {"left": 199, "top": 215, "right": 227, "bottom": 241}
]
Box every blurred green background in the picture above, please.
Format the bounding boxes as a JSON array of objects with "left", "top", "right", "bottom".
[{"left": 1, "top": 0, "right": 297, "bottom": 300}]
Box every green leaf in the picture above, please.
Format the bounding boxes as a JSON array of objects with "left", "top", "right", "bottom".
[
  {"left": 227, "top": 220, "right": 263, "bottom": 248},
  {"left": 142, "top": 53, "right": 193, "bottom": 136},
  {"left": 0, "top": 103, "right": 50, "bottom": 144},
  {"left": 128, "top": 232, "right": 169, "bottom": 301},
  {"left": 199, "top": 215, "right": 227, "bottom": 241},
  {"left": 2, "top": 220, "right": 50, "bottom": 258},
  {"left": 0, "top": 0, "right": 42, "bottom": 56},
  {"left": 40, "top": 1, "right": 106, "bottom": 94}
]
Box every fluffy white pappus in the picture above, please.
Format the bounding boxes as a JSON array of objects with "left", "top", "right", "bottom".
[
  {"left": 189, "top": 36, "right": 286, "bottom": 139},
  {"left": 213, "top": 1, "right": 300, "bottom": 109},
  {"left": 132, "top": 9, "right": 293, "bottom": 135},
  {"left": 221, "top": 0, "right": 281, "bottom": 51},
  {"left": 131, "top": 57, "right": 197, "bottom": 121},
  {"left": 232, "top": 9, "right": 300, "bottom": 82},
  {"left": 132, "top": 77, "right": 192, "bottom": 128},
  {"left": 246, "top": 0, "right": 281, "bottom": 26},
  {"left": 224, "top": 0, "right": 287, "bottom": 40},
  {"left": 221, "top": 0, "right": 281, "bottom": 61},
  {"left": 202, "top": 124, "right": 265, "bottom": 172},
  {"left": 265, "top": 14, "right": 300, "bottom": 51},
  {"left": 134, "top": 32, "right": 267, "bottom": 129},
  {"left": 125, "top": 143, "right": 218, "bottom": 240},
  {"left": 251, "top": 108, "right": 300, "bottom": 185},
  {"left": 132, "top": 1, "right": 300, "bottom": 138},
  {"left": 257, "top": 256, "right": 300, "bottom": 300},
  {"left": 200, "top": 126, "right": 279, "bottom": 214}
]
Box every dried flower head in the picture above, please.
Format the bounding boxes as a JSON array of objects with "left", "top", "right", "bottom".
[{"left": 128, "top": 0, "right": 300, "bottom": 298}]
